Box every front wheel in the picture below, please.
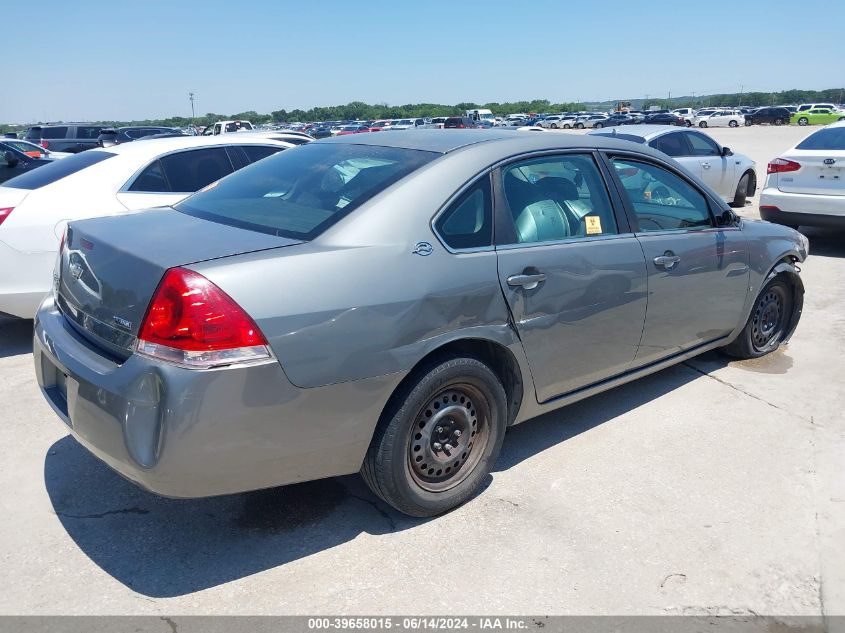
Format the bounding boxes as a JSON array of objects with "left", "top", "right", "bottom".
[
  {"left": 722, "top": 277, "right": 794, "bottom": 359},
  {"left": 729, "top": 120, "right": 738, "bottom": 128},
  {"left": 550, "top": 123, "right": 559, "bottom": 129},
  {"left": 594, "top": 122, "right": 603, "bottom": 128},
  {"left": 730, "top": 171, "right": 752, "bottom": 207},
  {"left": 575, "top": 123, "right": 584, "bottom": 129},
  {"left": 798, "top": 117, "right": 809, "bottom": 126},
  {"left": 563, "top": 124, "right": 571, "bottom": 129},
  {"left": 361, "top": 357, "right": 508, "bottom": 517},
  {"left": 745, "top": 119, "right": 753, "bottom": 126},
  {"left": 699, "top": 121, "right": 708, "bottom": 128}
]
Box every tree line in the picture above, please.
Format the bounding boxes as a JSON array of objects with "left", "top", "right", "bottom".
[{"left": 3, "top": 88, "right": 843, "bottom": 133}]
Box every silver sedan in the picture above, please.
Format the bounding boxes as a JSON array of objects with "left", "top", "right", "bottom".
[{"left": 34, "top": 130, "right": 808, "bottom": 517}]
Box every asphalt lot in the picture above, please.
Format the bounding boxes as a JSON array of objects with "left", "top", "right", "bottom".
[{"left": 0, "top": 125, "right": 843, "bottom": 619}]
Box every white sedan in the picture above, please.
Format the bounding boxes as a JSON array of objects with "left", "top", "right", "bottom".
[
  {"left": 588, "top": 125, "right": 757, "bottom": 206},
  {"left": 0, "top": 135, "right": 296, "bottom": 318},
  {"left": 760, "top": 121, "right": 845, "bottom": 229},
  {"left": 695, "top": 109, "right": 743, "bottom": 128}
]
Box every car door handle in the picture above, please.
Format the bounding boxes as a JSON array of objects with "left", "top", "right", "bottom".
[
  {"left": 507, "top": 272, "right": 547, "bottom": 290},
  {"left": 653, "top": 253, "right": 681, "bottom": 270},
  {"left": 701, "top": 162, "right": 711, "bottom": 169}
]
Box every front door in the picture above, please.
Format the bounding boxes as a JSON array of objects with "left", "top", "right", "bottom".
[
  {"left": 607, "top": 156, "right": 749, "bottom": 365},
  {"left": 494, "top": 152, "right": 648, "bottom": 402}
]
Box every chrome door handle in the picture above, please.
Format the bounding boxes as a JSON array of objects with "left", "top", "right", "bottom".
[
  {"left": 702, "top": 162, "right": 711, "bottom": 169},
  {"left": 507, "top": 273, "right": 547, "bottom": 290},
  {"left": 653, "top": 254, "right": 681, "bottom": 270}
]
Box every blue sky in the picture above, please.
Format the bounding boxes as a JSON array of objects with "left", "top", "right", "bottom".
[{"left": 4, "top": 0, "right": 843, "bottom": 122}]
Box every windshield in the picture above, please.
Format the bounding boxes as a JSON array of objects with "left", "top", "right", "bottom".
[
  {"left": 3, "top": 150, "right": 115, "bottom": 190},
  {"left": 796, "top": 128, "right": 845, "bottom": 150},
  {"left": 176, "top": 143, "right": 438, "bottom": 240}
]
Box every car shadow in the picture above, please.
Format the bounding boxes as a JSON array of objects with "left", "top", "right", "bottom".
[
  {"left": 0, "top": 316, "right": 32, "bottom": 358},
  {"left": 44, "top": 358, "right": 718, "bottom": 598},
  {"left": 800, "top": 226, "right": 845, "bottom": 258}
]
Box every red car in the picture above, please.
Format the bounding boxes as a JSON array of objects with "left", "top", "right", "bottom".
[{"left": 336, "top": 125, "right": 372, "bottom": 136}]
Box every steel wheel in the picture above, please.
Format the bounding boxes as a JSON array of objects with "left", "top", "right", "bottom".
[
  {"left": 699, "top": 121, "right": 708, "bottom": 128},
  {"left": 750, "top": 285, "right": 788, "bottom": 352},
  {"left": 407, "top": 384, "right": 491, "bottom": 493},
  {"left": 729, "top": 120, "right": 738, "bottom": 127},
  {"left": 798, "top": 117, "right": 808, "bottom": 126}
]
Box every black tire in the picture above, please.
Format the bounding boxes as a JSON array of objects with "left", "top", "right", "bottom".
[
  {"left": 729, "top": 120, "right": 738, "bottom": 128},
  {"left": 744, "top": 119, "right": 753, "bottom": 126},
  {"left": 575, "top": 123, "right": 584, "bottom": 129},
  {"left": 594, "top": 122, "right": 603, "bottom": 129},
  {"left": 722, "top": 277, "right": 794, "bottom": 359},
  {"left": 685, "top": 120, "right": 692, "bottom": 127},
  {"left": 563, "top": 124, "right": 571, "bottom": 129},
  {"left": 730, "top": 171, "right": 752, "bottom": 207},
  {"left": 361, "top": 356, "right": 507, "bottom": 517},
  {"left": 550, "top": 123, "right": 559, "bottom": 129},
  {"left": 774, "top": 118, "right": 784, "bottom": 126},
  {"left": 699, "top": 121, "right": 708, "bottom": 128},
  {"left": 798, "top": 117, "right": 809, "bottom": 126}
]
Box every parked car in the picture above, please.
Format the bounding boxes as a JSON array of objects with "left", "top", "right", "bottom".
[
  {"left": 642, "top": 112, "right": 685, "bottom": 126},
  {"left": 760, "top": 121, "right": 845, "bottom": 228},
  {"left": 574, "top": 114, "right": 608, "bottom": 129},
  {"left": 671, "top": 108, "right": 695, "bottom": 119},
  {"left": 97, "top": 127, "right": 184, "bottom": 147},
  {"left": 557, "top": 115, "right": 579, "bottom": 129},
  {"left": 33, "top": 130, "right": 806, "bottom": 517},
  {"left": 201, "top": 120, "right": 254, "bottom": 135},
  {"left": 696, "top": 110, "right": 743, "bottom": 128},
  {"left": 601, "top": 114, "right": 639, "bottom": 127},
  {"left": 443, "top": 117, "right": 477, "bottom": 128},
  {"left": 538, "top": 115, "right": 564, "bottom": 129},
  {"left": 309, "top": 126, "right": 333, "bottom": 139},
  {"left": 336, "top": 125, "right": 372, "bottom": 136},
  {"left": 744, "top": 107, "right": 791, "bottom": 127},
  {"left": 589, "top": 125, "right": 757, "bottom": 206},
  {"left": 369, "top": 120, "right": 392, "bottom": 131},
  {"left": 237, "top": 130, "right": 313, "bottom": 145},
  {"left": 24, "top": 123, "right": 106, "bottom": 153},
  {"left": 791, "top": 108, "right": 845, "bottom": 126},
  {"left": 0, "top": 136, "right": 296, "bottom": 318},
  {"left": 796, "top": 103, "right": 839, "bottom": 113},
  {"left": 0, "top": 145, "right": 54, "bottom": 185},
  {"left": 0, "top": 138, "right": 72, "bottom": 159}
]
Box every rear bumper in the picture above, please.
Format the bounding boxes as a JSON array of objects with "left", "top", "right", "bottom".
[
  {"left": 0, "top": 240, "right": 54, "bottom": 318},
  {"left": 33, "top": 296, "right": 402, "bottom": 498},
  {"left": 759, "top": 188, "right": 845, "bottom": 227}
]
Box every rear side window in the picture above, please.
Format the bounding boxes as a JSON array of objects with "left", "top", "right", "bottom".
[
  {"left": 241, "top": 145, "right": 284, "bottom": 163},
  {"left": 796, "top": 128, "right": 845, "bottom": 150},
  {"left": 76, "top": 126, "right": 102, "bottom": 140},
  {"left": 650, "top": 133, "right": 689, "bottom": 157},
  {"left": 501, "top": 154, "right": 618, "bottom": 244},
  {"left": 41, "top": 127, "right": 68, "bottom": 139},
  {"left": 176, "top": 143, "right": 437, "bottom": 240},
  {"left": 3, "top": 150, "right": 115, "bottom": 190},
  {"left": 128, "top": 160, "right": 169, "bottom": 192},
  {"left": 434, "top": 176, "right": 492, "bottom": 250},
  {"left": 159, "top": 147, "right": 233, "bottom": 192}
]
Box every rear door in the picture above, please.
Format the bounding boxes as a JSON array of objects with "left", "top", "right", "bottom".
[
  {"left": 494, "top": 151, "right": 648, "bottom": 402},
  {"left": 606, "top": 154, "right": 749, "bottom": 365},
  {"left": 686, "top": 131, "right": 732, "bottom": 198}
]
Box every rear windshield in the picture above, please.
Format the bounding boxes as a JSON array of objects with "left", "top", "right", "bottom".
[
  {"left": 176, "top": 143, "right": 438, "bottom": 240},
  {"left": 3, "top": 150, "right": 115, "bottom": 189},
  {"left": 796, "top": 128, "right": 845, "bottom": 150}
]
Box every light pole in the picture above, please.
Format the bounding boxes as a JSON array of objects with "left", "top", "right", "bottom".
[
  {"left": 189, "top": 92, "right": 196, "bottom": 126},
  {"left": 738, "top": 84, "right": 744, "bottom": 107}
]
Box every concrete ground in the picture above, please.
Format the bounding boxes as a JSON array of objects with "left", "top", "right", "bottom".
[{"left": 0, "top": 125, "right": 842, "bottom": 619}]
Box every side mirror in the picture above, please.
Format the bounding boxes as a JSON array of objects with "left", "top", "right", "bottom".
[
  {"left": 719, "top": 209, "right": 738, "bottom": 227},
  {"left": 721, "top": 146, "right": 733, "bottom": 157},
  {"left": 3, "top": 151, "right": 18, "bottom": 168}
]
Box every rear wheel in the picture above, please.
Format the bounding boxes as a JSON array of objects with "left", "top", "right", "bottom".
[
  {"left": 798, "top": 117, "right": 809, "bottom": 126},
  {"left": 744, "top": 118, "right": 753, "bottom": 126},
  {"left": 575, "top": 123, "right": 584, "bottom": 129},
  {"left": 774, "top": 118, "right": 784, "bottom": 126},
  {"left": 722, "top": 277, "right": 794, "bottom": 359},
  {"left": 729, "top": 120, "right": 739, "bottom": 128},
  {"left": 594, "top": 122, "right": 604, "bottom": 129},
  {"left": 361, "top": 356, "right": 507, "bottom": 517},
  {"left": 551, "top": 123, "right": 559, "bottom": 129},
  {"left": 563, "top": 124, "right": 571, "bottom": 129},
  {"left": 699, "top": 121, "right": 708, "bottom": 128}
]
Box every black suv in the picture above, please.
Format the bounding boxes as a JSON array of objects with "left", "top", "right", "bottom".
[
  {"left": 744, "top": 107, "right": 791, "bottom": 126},
  {"left": 97, "top": 126, "right": 184, "bottom": 147},
  {"left": 24, "top": 123, "right": 105, "bottom": 153},
  {"left": 443, "top": 117, "right": 478, "bottom": 129}
]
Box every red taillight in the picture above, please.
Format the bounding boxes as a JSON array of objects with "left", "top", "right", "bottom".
[
  {"left": 767, "top": 158, "right": 801, "bottom": 174},
  {"left": 137, "top": 268, "right": 269, "bottom": 368},
  {"left": 40, "top": 140, "right": 49, "bottom": 149},
  {"left": 0, "top": 207, "right": 13, "bottom": 226},
  {"left": 457, "top": 124, "right": 465, "bottom": 128}
]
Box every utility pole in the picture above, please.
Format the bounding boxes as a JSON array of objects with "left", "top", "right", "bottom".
[
  {"left": 189, "top": 92, "right": 196, "bottom": 126},
  {"left": 668, "top": 90, "right": 671, "bottom": 109},
  {"left": 738, "top": 84, "right": 744, "bottom": 107}
]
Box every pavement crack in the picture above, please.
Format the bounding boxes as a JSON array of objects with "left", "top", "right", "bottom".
[
  {"left": 56, "top": 506, "right": 150, "bottom": 520},
  {"left": 346, "top": 493, "right": 397, "bottom": 531},
  {"left": 160, "top": 616, "right": 178, "bottom": 633},
  {"left": 659, "top": 572, "right": 687, "bottom": 588},
  {"left": 682, "top": 362, "right": 815, "bottom": 424}
]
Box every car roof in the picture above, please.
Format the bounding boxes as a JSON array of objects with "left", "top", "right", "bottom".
[
  {"left": 587, "top": 125, "right": 702, "bottom": 143},
  {"left": 99, "top": 134, "right": 294, "bottom": 158},
  {"left": 316, "top": 128, "right": 671, "bottom": 158}
]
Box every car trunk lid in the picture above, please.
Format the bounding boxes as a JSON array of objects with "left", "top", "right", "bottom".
[
  {"left": 57, "top": 207, "right": 301, "bottom": 358},
  {"left": 776, "top": 151, "right": 845, "bottom": 196}
]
